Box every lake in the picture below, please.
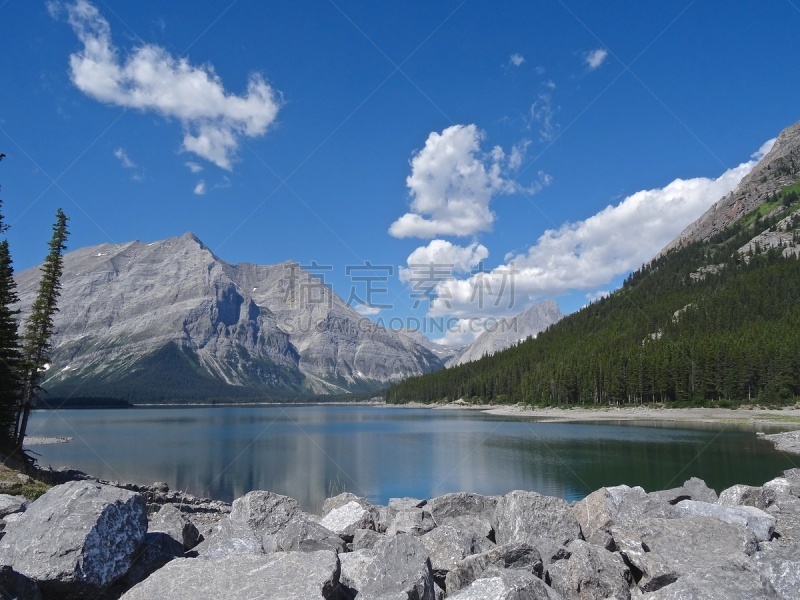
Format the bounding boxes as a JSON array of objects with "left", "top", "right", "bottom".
[{"left": 26, "top": 405, "right": 796, "bottom": 512}]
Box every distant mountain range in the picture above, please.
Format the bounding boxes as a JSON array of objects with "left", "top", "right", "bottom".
[
  {"left": 387, "top": 119, "right": 800, "bottom": 406},
  {"left": 446, "top": 300, "right": 563, "bottom": 367},
  {"left": 15, "top": 234, "right": 443, "bottom": 403}
]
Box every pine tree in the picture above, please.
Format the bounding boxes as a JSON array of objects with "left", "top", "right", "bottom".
[{"left": 13, "top": 208, "right": 69, "bottom": 452}]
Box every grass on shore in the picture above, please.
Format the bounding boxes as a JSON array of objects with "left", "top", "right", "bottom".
[{"left": 0, "top": 461, "right": 51, "bottom": 500}]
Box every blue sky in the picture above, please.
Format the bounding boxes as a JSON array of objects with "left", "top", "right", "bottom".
[{"left": 2, "top": 1, "right": 799, "bottom": 345}]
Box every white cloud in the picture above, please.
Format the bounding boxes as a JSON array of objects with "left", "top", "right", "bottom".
[
  {"left": 527, "top": 94, "right": 558, "bottom": 142},
  {"left": 185, "top": 161, "right": 203, "bottom": 173},
  {"left": 426, "top": 141, "right": 771, "bottom": 319},
  {"left": 586, "top": 290, "right": 610, "bottom": 302},
  {"left": 193, "top": 180, "right": 206, "bottom": 195},
  {"left": 586, "top": 48, "right": 609, "bottom": 70},
  {"left": 113, "top": 147, "right": 135, "bottom": 168},
  {"left": 389, "top": 124, "right": 527, "bottom": 239},
  {"left": 509, "top": 54, "right": 525, "bottom": 67},
  {"left": 354, "top": 304, "right": 381, "bottom": 316},
  {"left": 65, "top": 0, "right": 281, "bottom": 170},
  {"left": 432, "top": 318, "right": 486, "bottom": 347},
  {"left": 400, "top": 240, "right": 489, "bottom": 283}
]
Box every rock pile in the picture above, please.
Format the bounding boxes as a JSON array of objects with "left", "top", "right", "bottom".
[{"left": 1, "top": 471, "right": 800, "bottom": 599}]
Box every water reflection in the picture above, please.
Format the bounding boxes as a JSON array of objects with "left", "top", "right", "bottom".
[{"left": 27, "top": 406, "right": 797, "bottom": 512}]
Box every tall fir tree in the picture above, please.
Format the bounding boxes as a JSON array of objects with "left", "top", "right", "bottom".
[{"left": 14, "top": 208, "right": 69, "bottom": 451}]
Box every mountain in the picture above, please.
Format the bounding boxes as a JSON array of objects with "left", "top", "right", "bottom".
[
  {"left": 446, "top": 300, "right": 563, "bottom": 367},
  {"left": 14, "top": 233, "right": 443, "bottom": 403},
  {"left": 662, "top": 121, "right": 800, "bottom": 253},
  {"left": 387, "top": 120, "right": 800, "bottom": 407},
  {"left": 396, "top": 329, "right": 461, "bottom": 364}
]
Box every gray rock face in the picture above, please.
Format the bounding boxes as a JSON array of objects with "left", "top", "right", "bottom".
[
  {"left": 650, "top": 477, "right": 719, "bottom": 505},
  {"left": 428, "top": 492, "right": 498, "bottom": 525},
  {"left": 386, "top": 506, "right": 436, "bottom": 537},
  {"left": 495, "top": 490, "right": 582, "bottom": 546},
  {"left": 120, "top": 551, "right": 342, "bottom": 600},
  {"left": 195, "top": 490, "right": 300, "bottom": 557},
  {"left": 718, "top": 484, "right": 775, "bottom": 510},
  {"left": 639, "top": 564, "right": 778, "bottom": 599},
  {"left": 447, "top": 301, "right": 563, "bottom": 367},
  {"left": 148, "top": 503, "right": 201, "bottom": 550},
  {"left": 352, "top": 528, "right": 386, "bottom": 551},
  {"left": 611, "top": 516, "right": 758, "bottom": 593},
  {"left": 445, "top": 543, "right": 543, "bottom": 595},
  {"left": 420, "top": 525, "right": 494, "bottom": 583},
  {"left": 661, "top": 120, "right": 800, "bottom": 253},
  {"left": 0, "top": 495, "right": 27, "bottom": 518},
  {"left": 319, "top": 500, "right": 375, "bottom": 542},
  {"left": 273, "top": 517, "right": 345, "bottom": 553},
  {"left": 448, "top": 568, "right": 564, "bottom": 600},
  {"left": 15, "top": 233, "right": 444, "bottom": 400},
  {"left": 0, "top": 481, "right": 147, "bottom": 596},
  {"left": 123, "top": 531, "right": 184, "bottom": 588},
  {"left": 545, "top": 539, "right": 631, "bottom": 600},
  {"left": 322, "top": 492, "right": 370, "bottom": 516},
  {"left": 339, "top": 536, "right": 436, "bottom": 600},
  {"left": 674, "top": 499, "right": 775, "bottom": 542},
  {"left": 572, "top": 485, "right": 676, "bottom": 545}
]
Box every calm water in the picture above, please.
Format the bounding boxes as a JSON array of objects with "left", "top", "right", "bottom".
[{"left": 26, "top": 406, "right": 798, "bottom": 512}]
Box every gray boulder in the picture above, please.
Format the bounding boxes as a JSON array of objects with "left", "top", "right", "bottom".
[
  {"left": 495, "top": 490, "right": 582, "bottom": 546},
  {"left": 386, "top": 506, "right": 436, "bottom": 537},
  {"left": 322, "top": 492, "right": 371, "bottom": 516},
  {"left": 674, "top": 499, "right": 775, "bottom": 542},
  {"left": 273, "top": 517, "right": 345, "bottom": 553},
  {"left": 572, "top": 485, "right": 676, "bottom": 545},
  {"left": 123, "top": 531, "right": 184, "bottom": 588},
  {"left": 0, "top": 565, "right": 41, "bottom": 600},
  {"left": 436, "top": 514, "right": 494, "bottom": 541},
  {"left": 148, "top": 503, "right": 201, "bottom": 550},
  {"left": 0, "top": 495, "right": 27, "bottom": 518},
  {"left": 528, "top": 538, "right": 572, "bottom": 568},
  {"left": 639, "top": 564, "right": 777, "bottom": 599},
  {"left": 339, "top": 535, "right": 436, "bottom": 599},
  {"left": 544, "top": 539, "right": 631, "bottom": 600},
  {"left": 388, "top": 497, "right": 427, "bottom": 512},
  {"left": 427, "top": 492, "right": 498, "bottom": 526},
  {"left": 420, "top": 525, "right": 494, "bottom": 584},
  {"left": 352, "top": 528, "right": 387, "bottom": 551},
  {"left": 448, "top": 567, "right": 563, "bottom": 600},
  {"left": 445, "top": 543, "right": 543, "bottom": 594},
  {"left": 195, "top": 490, "right": 301, "bottom": 557},
  {"left": 319, "top": 500, "right": 375, "bottom": 542},
  {"left": 650, "top": 477, "right": 718, "bottom": 504},
  {"left": 121, "top": 550, "right": 342, "bottom": 599},
  {"left": 611, "top": 516, "right": 758, "bottom": 593},
  {"left": 0, "top": 481, "right": 147, "bottom": 597},
  {"left": 718, "top": 484, "right": 775, "bottom": 510},
  {"left": 754, "top": 542, "right": 800, "bottom": 599}
]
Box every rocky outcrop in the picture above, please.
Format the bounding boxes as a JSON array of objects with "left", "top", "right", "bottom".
[
  {"left": 14, "top": 233, "right": 445, "bottom": 401},
  {"left": 447, "top": 300, "right": 563, "bottom": 367},
  {"left": 662, "top": 120, "right": 800, "bottom": 254},
  {"left": 3, "top": 473, "right": 800, "bottom": 598}
]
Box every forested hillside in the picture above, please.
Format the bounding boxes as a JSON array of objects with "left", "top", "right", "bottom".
[{"left": 386, "top": 185, "right": 800, "bottom": 407}]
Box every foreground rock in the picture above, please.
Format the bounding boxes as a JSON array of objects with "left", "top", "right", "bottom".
[
  {"left": 121, "top": 551, "right": 341, "bottom": 599},
  {"left": 0, "top": 480, "right": 147, "bottom": 597},
  {"left": 449, "top": 567, "right": 563, "bottom": 599},
  {"left": 495, "top": 491, "right": 581, "bottom": 546},
  {"left": 445, "top": 542, "right": 543, "bottom": 594},
  {"left": 545, "top": 539, "right": 631, "bottom": 600}
]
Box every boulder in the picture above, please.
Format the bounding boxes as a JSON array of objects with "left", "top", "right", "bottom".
[
  {"left": 718, "top": 484, "right": 775, "bottom": 510},
  {"left": 322, "top": 492, "right": 370, "bottom": 516},
  {"left": 386, "top": 507, "right": 436, "bottom": 537},
  {"left": 435, "top": 514, "right": 494, "bottom": 541},
  {"left": 352, "top": 528, "right": 386, "bottom": 551},
  {"left": 339, "top": 535, "right": 436, "bottom": 600},
  {"left": 528, "top": 538, "right": 572, "bottom": 568},
  {"left": 495, "top": 490, "right": 582, "bottom": 546},
  {"left": 445, "top": 543, "right": 543, "bottom": 594},
  {"left": 639, "top": 564, "right": 778, "bottom": 599},
  {"left": 611, "top": 516, "right": 758, "bottom": 593},
  {"left": 148, "top": 503, "right": 201, "bottom": 550},
  {"left": 572, "top": 485, "right": 676, "bottom": 545},
  {"left": 121, "top": 550, "right": 341, "bottom": 599},
  {"left": 0, "top": 481, "right": 147, "bottom": 597},
  {"left": 195, "top": 490, "right": 300, "bottom": 557},
  {"left": 273, "top": 517, "right": 345, "bottom": 553},
  {"left": 427, "top": 492, "right": 498, "bottom": 525},
  {"left": 754, "top": 542, "right": 800, "bottom": 599},
  {"left": 0, "top": 565, "right": 41, "bottom": 600},
  {"left": 388, "top": 497, "right": 427, "bottom": 512},
  {"left": 0, "top": 495, "right": 27, "bottom": 518},
  {"left": 544, "top": 539, "right": 631, "bottom": 600},
  {"left": 674, "top": 499, "right": 775, "bottom": 541},
  {"left": 650, "top": 477, "right": 718, "bottom": 504},
  {"left": 448, "top": 567, "right": 563, "bottom": 599},
  {"left": 420, "top": 525, "right": 494, "bottom": 584},
  {"left": 319, "top": 500, "right": 375, "bottom": 542}
]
